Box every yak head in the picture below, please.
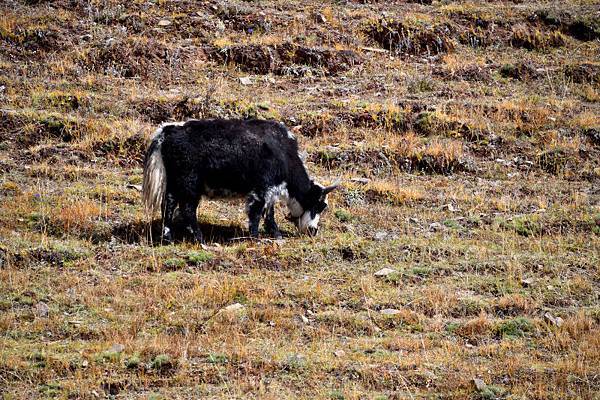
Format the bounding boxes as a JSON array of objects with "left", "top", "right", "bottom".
[{"left": 288, "top": 180, "right": 340, "bottom": 236}]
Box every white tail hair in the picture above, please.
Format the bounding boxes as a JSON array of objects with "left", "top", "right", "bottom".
[{"left": 142, "top": 126, "right": 167, "bottom": 217}]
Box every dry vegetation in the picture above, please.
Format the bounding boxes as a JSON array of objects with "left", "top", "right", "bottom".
[{"left": 1, "top": 0, "right": 599, "bottom": 399}]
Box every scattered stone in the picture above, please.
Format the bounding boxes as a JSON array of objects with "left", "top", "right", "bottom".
[
  {"left": 157, "top": 19, "right": 172, "bottom": 27},
  {"left": 239, "top": 76, "right": 254, "bottom": 85},
  {"left": 441, "top": 203, "right": 457, "bottom": 212},
  {"left": 429, "top": 222, "right": 443, "bottom": 231},
  {"left": 110, "top": 343, "right": 125, "bottom": 354},
  {"left": 380, "top": 308, "right": 402, "bottom": 315},
  {"left": 408, "top": 217, "right": 420, "bottom": 224},
  {"left": 126, "top": 184, "right": 142, "bottom": 192},
  {"left": 223, "top": 303, "right": 245, "bottom": 312},
  {"left": 374, "top": 267, "right": 397, "bottom": 277},
  {"left": 34, "top": 302, "right": 49, "bottom": 318},
  {"left": 360, "top": 46, "right": 390, "bottom": 54},
  {"left": 350, "top": 177, "right": 370, "bottom": 184},
  {"left": 333, "top": 350, "right": 345, "bottom": 357},
  {"left": 374, "top": 231, "right": 388, "bottom": 241},
  {"left": 473, "top": 378, "right": 487, "bottom": 391},
  {"left": 521, "top": 278, "right": 534, "bottom": 287},
  {"left": 544, "top": 312, "right": 564, "bottom": 327},
  {"left": 300, "top": 314, "right": 309, "bottom": 324},
  {"left": 315, "top": 13, "right": 327, "bottom": 24}
]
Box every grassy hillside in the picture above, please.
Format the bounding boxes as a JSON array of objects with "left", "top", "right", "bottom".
[{"left": 0, "top": 0, "right": 599, "bottom": 398}]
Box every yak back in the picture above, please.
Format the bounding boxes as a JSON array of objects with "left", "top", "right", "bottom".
[{"left": 160, "top": 119, "right": 310, "bottom": 196}]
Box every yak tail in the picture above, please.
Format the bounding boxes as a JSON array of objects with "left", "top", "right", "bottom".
[{"left": 142, "top": 126, "right": 167, "bottom": 217}]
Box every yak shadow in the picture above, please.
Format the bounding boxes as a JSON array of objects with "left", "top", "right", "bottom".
[{"left": 111, "top": 217, "right": 292, "bottom": 245}]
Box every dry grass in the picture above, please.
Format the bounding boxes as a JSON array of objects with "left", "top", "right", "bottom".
[{"left": 0, "top": 0, "right": 599, "bottom": 399}]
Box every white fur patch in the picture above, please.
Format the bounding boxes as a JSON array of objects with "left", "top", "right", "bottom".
[
  {"left": 265, "top": 182, "right": 289, "bottom": 207},
  {"left": 152, "top": 121, "right": 186, "bottom": 139},
  {"left": 263, "top": 182, "right": 304, "bottom": 218},
  {"left": 299, "top": 211, "right": 320, "bottom": 233},
  {"left": 163, "top": 226, "right": 171, "bottom": 236}
]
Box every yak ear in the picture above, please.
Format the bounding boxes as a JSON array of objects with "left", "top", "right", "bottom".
[{"left": 322, "top": 179, "right": 342, "bottom": 196}]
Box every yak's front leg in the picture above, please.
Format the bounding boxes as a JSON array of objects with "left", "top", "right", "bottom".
[
  {"left": 264, "top": 205, "right": 282, "bottom": 239},
  {"left": 246, "top": 193, "right": 265, "bottom": 238}
]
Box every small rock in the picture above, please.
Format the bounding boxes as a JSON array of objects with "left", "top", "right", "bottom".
[
  {"left": 380, "top": 308, "right": 401, "bottom": 315},
  {"left": 110, "top": 343, "right": 125, "bottom": 354},
  {"left": 521, "top": 278, "right": 534, "bottom": 287},
  {"left": 473, "top": 378, "right": 487, "bottom": 391},
  {"left": 300, "top": 315, "right": 309, "bottom": 324},
  {"left": 429, "top": 222, "right": 443, "bottom": 232},
  {"left": 333, "top": 350, "right": 345, "bottom": 357},
  {"left": 126, "top": 184, "right": 143, "bottom": 192},
  {"left": 374, "top": 267, "right": 397, "bottom": 277},
  {"left": 374, "top": 231, "right": 388, "bottom": 241},
  {"left": 408, "top": 217, "right": 419, "bottom": 224},
  {"left": 544, "top": 312, "right": 564, "bottom": 327},
  {"left": 350, "top": 177, "right": 370, "bottom": 184},
  {"left": 34, "top": 302, "right": 49, "bottom": 318},
  {"left": 315, "top": 13, "right": 327, "bottom": 23},
  {"left": 441, "top": 203, "right": 457, "bottom": 212},
  {"left": 223, "top": 303, "right": 245, "bottom": 312},
  {"left": 239, "top": 76, "right": 253, "bottom": 85},
  {"left": 157, "top": 19, "right": 172, "bottom": 26}
]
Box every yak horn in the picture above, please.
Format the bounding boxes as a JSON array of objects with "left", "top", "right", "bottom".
[{"left": 322, "top": 179, "right": 342, "bottom": 195}]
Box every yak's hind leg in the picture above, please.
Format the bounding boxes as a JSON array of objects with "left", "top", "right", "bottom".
[
  {"left": 181, "top": 197, "right": 203, "bottom": 243},
  {"left": 161, "top": 191, "right": 177, "bottom": 243},
  {"left": 246, "top": 193, "right": 265, "bottom": 238},
  {"left": 264, "top": 205, "right": 282, "bottom": 239}
]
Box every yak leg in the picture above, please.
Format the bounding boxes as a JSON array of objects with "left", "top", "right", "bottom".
[
  {"left": 181, "top": 198, "right": 203, "bottom": 243},
  {"left": 161, "top": 191, "right": 177, "bottom": 243},
  {"left": 264, "top": 205, "right": 282, "bottom": 239},
  {"left": 247, "top": 194, "right": 265, "bottom": 238}
]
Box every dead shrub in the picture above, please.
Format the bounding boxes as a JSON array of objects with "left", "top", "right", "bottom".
[
  {"left": 564, "top": 63, "right": 600, "bottom": 84},
  {"left": 511, "top": 26, "right": 566, "bottom": 50},
  {"left": 207, "top": 43, "right": 361, "bottom": 76},
  {"left": 455, "top": 313, "right": 494, "bottom": 339},
  {"left": 83, "top": 37, "right": 181, "bottom": 79},
  {"left": 365, "top": 18, "right": 455, "bottom": 56}
]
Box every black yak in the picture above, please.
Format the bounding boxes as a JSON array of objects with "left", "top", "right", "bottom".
[{"left": 142, "top": 119, "right": 339, "bottom": 243}]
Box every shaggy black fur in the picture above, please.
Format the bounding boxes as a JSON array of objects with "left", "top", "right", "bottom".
[{"left": 144, "top": 119, "right": 334, "bottom": 243}]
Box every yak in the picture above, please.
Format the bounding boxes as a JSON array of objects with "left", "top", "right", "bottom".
[{"left": 142, "top": 118, "right": 339, "bottom": 243}]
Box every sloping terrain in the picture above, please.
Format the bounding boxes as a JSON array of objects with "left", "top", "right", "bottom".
[{"left": 0, "top": 0, "right": 599, "bottom": 399}]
